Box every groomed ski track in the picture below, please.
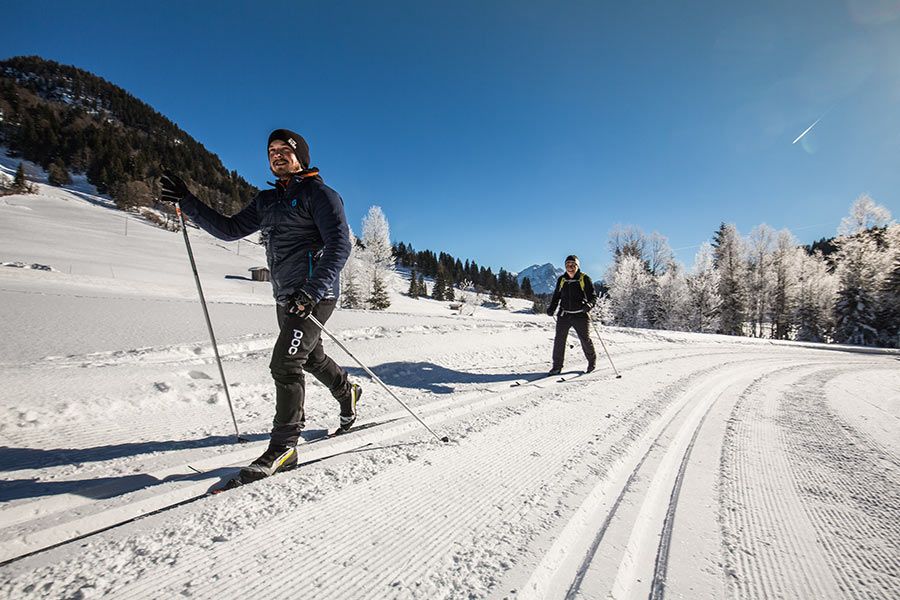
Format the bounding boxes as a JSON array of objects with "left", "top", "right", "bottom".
[{"left": 2, "top": 328, "right": 898, "bottom": 599}]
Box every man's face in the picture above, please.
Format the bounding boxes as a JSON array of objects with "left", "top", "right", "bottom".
[
  {"left": 268, "top": 140, "right": 303, "bottom": 177},
  {"left": 565, "top": 260, "right": 578, "bottom": 275}
]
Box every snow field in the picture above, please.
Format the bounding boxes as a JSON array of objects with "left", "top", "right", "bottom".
[{"left": 2, "top": 180, "right": 899, "bottom": 599}]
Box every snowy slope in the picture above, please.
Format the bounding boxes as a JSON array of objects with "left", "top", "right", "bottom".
[{"left": 1, "top": 183, "right": 898, "bottom": 599}]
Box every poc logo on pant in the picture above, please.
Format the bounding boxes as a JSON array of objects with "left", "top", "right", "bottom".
[{"left": 287, "top": 329, "right": 304, "bottom": 356}]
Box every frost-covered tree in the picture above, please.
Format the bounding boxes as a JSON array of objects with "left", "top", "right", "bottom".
[
  {"left": 340, "top": 228, "right": 365, "bottom": 309},
  {"left": 591, "top": 295, "right": 614, "bottom": 326},
  {"left": 838, "top": 194, "right": 892, "bottom": 237},
  {"left": 794, "top": 250, "right": 837, "bottom": 343},
  {"left": 608, "top": 226, "right": 672, "bottom": 276},
  {"left": 832, "top": 197, "right": 893, "bottom": 346},
  {"left": 745, "top": 224, "right": 775, "bottom": 337},
  {"left": 361, "top": 206, "right": 395, "bottom": 310},
  {"left": 608, "top": 254, "right": 652, "bottom": 327},
  {"left": 686, "top": 243, "right": 720, "bottom": 333},
  {"left": 768, "top": 229, "right": 802, "bottom": 340},
  {"left": 712, "top": 223, "right": 746, "bottom": 336},
  {"left": 647, "top": 232, "right": 675, "bottom": 276},
  {"left": 876, "top": 239, "right": 900, "bottom": 348},
  {"left": 652, "top": 261, "right": 690, "bottom": 331},
  {"left": 362, "top": 206, "right": 395, "bottom": 272},
  {"left": 608, "top": 224, "right": 647, "bottom": 265},
  {"left": 875, "top": 223, "right": 900, "bottom": 348}
]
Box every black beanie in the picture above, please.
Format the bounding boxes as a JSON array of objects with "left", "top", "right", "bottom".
[
  {"left": 565, "top": 255, "right": 580, "bottom": 268},
  {"left": 268, "top": 129, "right": 310, "bottom": 168}
]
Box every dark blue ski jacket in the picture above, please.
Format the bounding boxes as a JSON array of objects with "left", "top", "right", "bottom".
[{"left": 179, "top": 170, "right": 351, "bottom": 305}]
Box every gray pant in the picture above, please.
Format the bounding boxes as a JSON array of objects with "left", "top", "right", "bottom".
[
  {"left": 269, "top": 300, "right": 350, "bottom": 446},
  {"left": 552, "top": 312, "right": 597, "bottom": 370}
]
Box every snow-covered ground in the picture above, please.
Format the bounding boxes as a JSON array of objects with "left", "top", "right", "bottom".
[{"left": 1, "top": 181, "right": 898, "bottom": 599}]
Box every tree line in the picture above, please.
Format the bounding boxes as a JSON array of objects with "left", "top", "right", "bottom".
[
  {"left": 393, "top": 242, "right": 530, "bottom": 300},
  {"left": 601, "top": 195, "right": 900, "bottom": 348}
]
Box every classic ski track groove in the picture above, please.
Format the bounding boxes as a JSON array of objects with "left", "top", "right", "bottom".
[
  {"left": 520, "top": 358, "right": 820, "bottom": 599},
  {"left": 776, "top": 367, "right": 900, "bottom": 597},
  {"left": 105, "top": 353, "right": 781, "bottom": 598},
  {"left": 720, "top": 363, "right": 900, "bottom": 599},
  {"left": 0, "top": 346, "right": 742, "bottom": 563}
]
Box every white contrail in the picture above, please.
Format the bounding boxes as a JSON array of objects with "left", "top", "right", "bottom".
[{"left": 792, "top": 118, "right": 821, "bottom": 144}]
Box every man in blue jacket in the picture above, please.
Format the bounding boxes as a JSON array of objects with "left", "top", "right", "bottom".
[{"left": 160, "top": 129, "right": 361, "bottom": 481}]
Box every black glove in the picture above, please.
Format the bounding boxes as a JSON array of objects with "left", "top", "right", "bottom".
[
  {"left": 546, "top": 307, "right": 555, "bottom": 317},
  {"left": 159, "top": 169, "right": 190, "bottom": 204},
  {"left": 286, "top": 290, "right": 315, "bottom": 319}
]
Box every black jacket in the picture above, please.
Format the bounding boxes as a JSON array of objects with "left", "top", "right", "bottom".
[
  {"left": 548, "top": 271, "right": 596, "bottom": 315},
  {"left": 179, "top": 171, "right": 351, "bottom": 305}
]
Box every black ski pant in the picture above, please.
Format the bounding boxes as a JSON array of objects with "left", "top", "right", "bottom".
[
  {"left": 269, "top": 300, "right": 351, "bottom": 447},
  {"left": 552, "top": 312, "right": 597, "bottom": 370}
]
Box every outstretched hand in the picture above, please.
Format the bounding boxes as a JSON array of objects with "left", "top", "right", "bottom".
[{"left": 159, "top": 169, "right": 190, "bottom": 204}]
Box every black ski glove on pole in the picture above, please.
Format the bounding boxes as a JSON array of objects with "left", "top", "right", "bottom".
[
  {"left": 286, "top": 290, "right": 315, "bottom": 319},
  {"left": 546, "top": 307, "right": 555, "bottom": 317},
  {"left": 160, "top": 169, "right": 190, "bottom": 204}
]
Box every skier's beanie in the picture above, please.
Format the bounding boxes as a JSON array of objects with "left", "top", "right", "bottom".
[
  {"left": 565, "top": 255, "right": 580, "bottom": 268},
  {"left": 267, "top": 129, "right": 310, "bottom": 168}
]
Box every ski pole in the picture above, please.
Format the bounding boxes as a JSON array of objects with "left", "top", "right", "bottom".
[
  {"left": 590, "top": 318, "right": 622, "bottom": 379},
  {"left": 309, "top": 315, "right": 450, "bottom": 443},
  {"left": 175, "top": 203, "right": 247, "bottom": 442}
]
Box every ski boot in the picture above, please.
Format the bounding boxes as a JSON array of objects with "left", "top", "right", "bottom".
[
  {"left": 239, "top": 444, "right": 298, "bottom": 483},
  {"left": 337, "top": 384, "right": 362, "bottom": 433}
]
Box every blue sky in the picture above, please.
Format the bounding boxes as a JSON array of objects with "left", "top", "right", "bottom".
[{"left": 5, "top": 0, "right": 900, "bottom": 276}]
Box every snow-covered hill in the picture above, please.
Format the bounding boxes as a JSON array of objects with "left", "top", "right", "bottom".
[{"left": 1, "top": 181, "right": 898, "bottom": 599}]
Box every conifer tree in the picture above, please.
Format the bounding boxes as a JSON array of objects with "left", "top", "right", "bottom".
[
  {"left": 369, "top": 270, "right": 391, "bottom": 310},
  {"left": 686, "top": 243, "right": 720, "bottom": 333},
  {"left": 408, "top": 268, "right": 420, "bottom": 298},
  {"left": 877, "top": 250, "right": 900, "bottom": 347},
  {"left": 833, "top": 197, "right": 893, "bottom": 346},
  {"left": 794, "top": 250, "right": 836, "bottom": 343},
  {"left": 418, "top": 273, "right": 427, "bottom": 297},
  {"left": 341, "top": 269, "right": 362, "bottom": 309},
  {"left": 47, "top": 159, "right": 71, "bottom": 186},
  {"left": 13, "top": 163, "right": 27, "bottom": 192},
  {"left": 432, "top": 268, "right": 447, "bottom": 301},
  {"left": 521, "top": 277, "right": 534, "bottom": 298},
  {"left": 489, "top": 287, "right": 507, "bottom": 308},
  {"left": 712, "top": 223, "right": 746, "bottom": 336}
]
